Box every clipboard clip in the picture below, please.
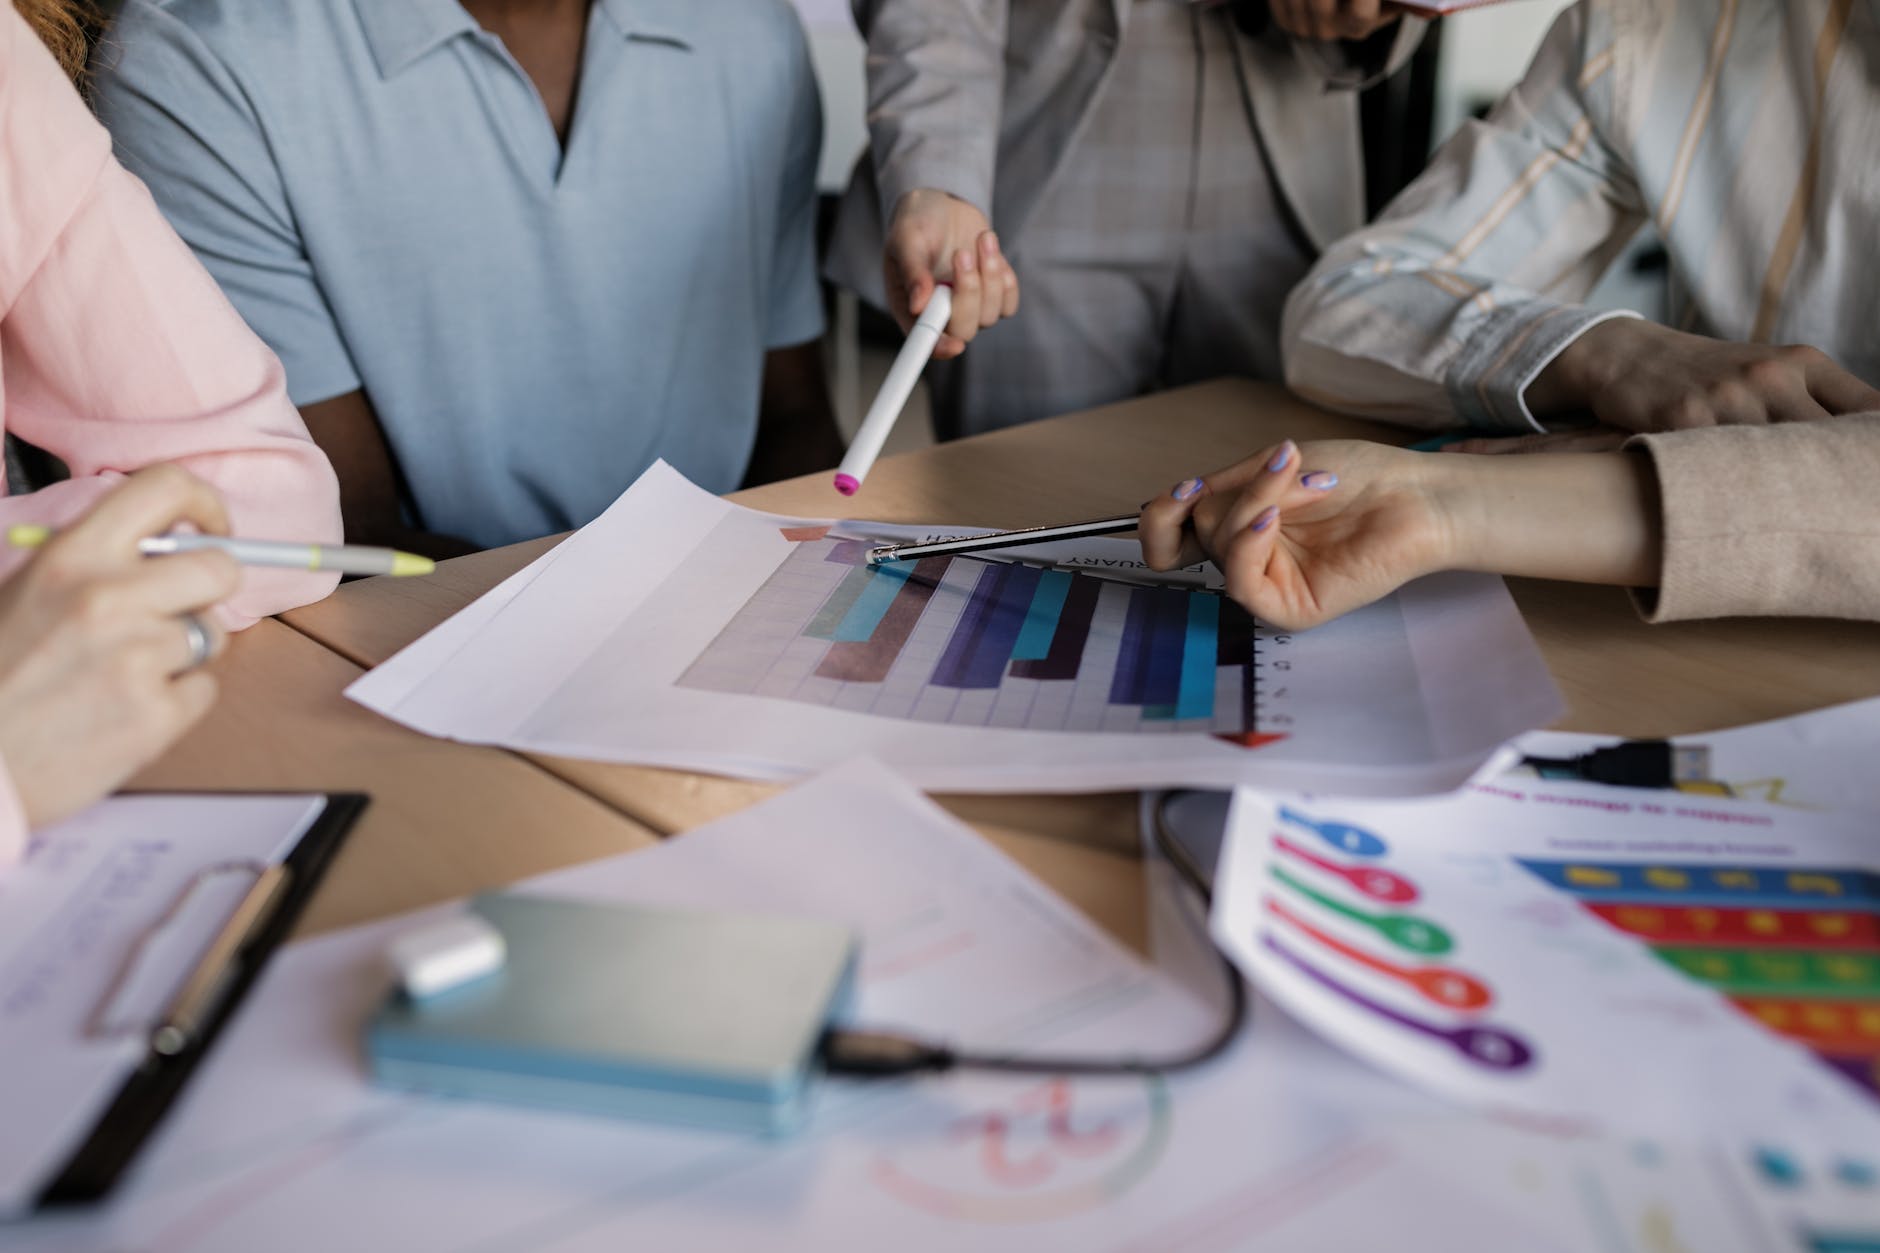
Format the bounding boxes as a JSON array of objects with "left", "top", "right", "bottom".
[{"left": 87, "top": 860, "right": 294, "bottom": 1056}]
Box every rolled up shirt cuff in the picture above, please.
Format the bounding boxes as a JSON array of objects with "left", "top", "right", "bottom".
[{"left": 1445, "top": 305, "right": 1642, "bottom": 434}]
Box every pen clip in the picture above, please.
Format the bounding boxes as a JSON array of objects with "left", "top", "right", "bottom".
[
  {"left": 86, "top": 861, "right": 265, "bottom": 1041},
  {"left": 150, "top": 863, "right": 291, "bottom": 1057}
]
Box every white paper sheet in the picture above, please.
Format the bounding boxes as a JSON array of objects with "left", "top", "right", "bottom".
[
  {"left": 5, "top": 764, "right": 1806, "bottom": 1252},
  {"left": 1212, "top": 782, "right": 1880, "bottom": 1172},
  {"left": 350, "top": 463, "right": 1562, "bottom": 795},
  {"left": 0, "top": 795, "right": 328, "bottom": 1215}
]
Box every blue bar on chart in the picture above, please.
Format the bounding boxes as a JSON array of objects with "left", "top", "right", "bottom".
[
  {"left": 949, "top": 563, "right": 1043, "bottom": 689},
  {"left": 1176, "top": 593, "right": 1220, "bottom": 720},
  {"left": 831, "top": 561, "right": 915, "bottom": 642},
  {"left": 929, "top": 563, "right": 1006, "bottom": 688},
  {"left": 1139, "top": 588, "right": 1190, "bottom": 718},
  {"left": 1012, "top": 569, "right": 1074, "bottom": 661},
  {"left": 1009, "top": 573, "right": 1103, "bottom": 682},
  {"left": 1109, "top": 586, "right": 1157, "bottom": 708}
]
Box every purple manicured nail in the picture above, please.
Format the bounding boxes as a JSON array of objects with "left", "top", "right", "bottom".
[
  {"left": 1267, "top": 443, "right": 1294, "bottom": 473},
  {"left": 1172, "top": 478, "right": 1204, "bottom": 501},
  {"left": 1252, "top": 506, "right": 1278, "bottom": 533},
  {"left": 1300, "top": 471, "right": 1339, "bottom": 491}
]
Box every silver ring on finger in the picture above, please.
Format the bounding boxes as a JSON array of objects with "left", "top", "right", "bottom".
[{"left": 178, "top": 612, "right": 214, "bottom": 674}]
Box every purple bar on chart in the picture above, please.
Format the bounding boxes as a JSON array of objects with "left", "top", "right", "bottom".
[
  {"left": 1139, "top": 588, "right": 1190, "bottom": 718},
  {"left": 929, "top": 563, "right": 1008, "bottom": 688},
  {"left": 952, "top": 563, "right": 1042, "bottom": 689},
  {"left": 1108, "top": 586, "right": 1157, "bottom": 706},
  {"left": 824, "top": 539, "right": 871, "bottom": 566},
  {"left": 1263, "top": 935, "right": 1536, "bottom": 1072},
  {"left": 1821, "top": 1054, "right": 1880, "bottom": 1101},
  {"left": 1009, "top": 573, "right": 1103, "bottom": 682},
  {"left": 816, "top": 557, "right": 951, "bottom": 683}
]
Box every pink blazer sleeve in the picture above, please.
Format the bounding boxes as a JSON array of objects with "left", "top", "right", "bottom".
[
  {"left": 0, "top": 754, "right": 24, "bottom": 867},
  {"left": 0, "top": 11, "right": 340, "bottom": 628}
]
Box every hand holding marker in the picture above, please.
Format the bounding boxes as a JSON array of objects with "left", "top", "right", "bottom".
[
  {"left": 6, "top": 525, "right": 435, "bottom": 578},
  {"left": 833, "top": 285, "right": 953, "bottom": 497}
]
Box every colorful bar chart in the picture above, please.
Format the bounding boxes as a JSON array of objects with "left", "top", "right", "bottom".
[
  {"left": 678, "top": 533, "right": 1280, "bottom": 738},
  {"left": 1517, "top": 856, "right": 1880, "bottom": 1104}
]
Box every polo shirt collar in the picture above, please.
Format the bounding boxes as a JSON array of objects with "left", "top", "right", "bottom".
[
  {"left": 355, "top": 0, "right": 480, "bottom": 79},
  {"left": 593, "top": 0, "right": 698, "bottom": 48}
]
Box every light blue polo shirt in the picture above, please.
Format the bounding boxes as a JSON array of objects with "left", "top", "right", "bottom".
[{"left": 92, "top": 0, "right": 825, "bottom": 549}]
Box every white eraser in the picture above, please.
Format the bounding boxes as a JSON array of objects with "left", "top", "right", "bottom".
[{"left": 389, "top": 915, "right": 507, "bottom": 999}]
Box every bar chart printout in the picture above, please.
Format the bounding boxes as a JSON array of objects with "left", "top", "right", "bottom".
[{"left": 679, "top": 534, "right": 1272, "bottom": 739}]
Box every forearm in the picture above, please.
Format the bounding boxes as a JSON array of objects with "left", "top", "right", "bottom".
[
  {"left": 1281, "top": 5, "right": 1642, "bottom": 430},
  {"left": 1436, "top": 451, "right": 1661, "bottom": 587},
  {"left": 859, "top": 0, "right": 1007, "bottom": 216}
]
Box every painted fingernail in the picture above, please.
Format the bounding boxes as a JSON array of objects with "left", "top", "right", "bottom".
[
  {"left": 1300, "top": 471, "right": 1339, "bottom": 491},
  {"left": 1171, "top": 478, "right": 1204, "bottom": 501},
  {"left": 1252, "top": 506, "right": 1279, "bottom": 533},
  {"left": 1267, "top": 443, "right": 1294, "bottom": 473}
]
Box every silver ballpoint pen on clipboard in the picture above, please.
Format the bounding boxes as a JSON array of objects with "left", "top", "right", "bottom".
[
  {"left": 864, "top": 515, "right": 1140, "bottom": 567},
  {"left": 149, "top": 864, "right": 293, "bottom": 1056}
]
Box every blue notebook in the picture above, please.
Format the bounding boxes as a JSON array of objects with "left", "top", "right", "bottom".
[{"left": 365, "top": 893, "right": 858, "bottom": 1136}]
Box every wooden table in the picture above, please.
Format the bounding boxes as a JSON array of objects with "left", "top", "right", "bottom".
[
  {"left": 280, "top": 378, "right": 1880, "bottom": 859},
  {"left": 130, "top": 619, "right": 660, "bottom": 938},
  {"left": 137, "top": 621, "right": 1150, "bottom": 950}
]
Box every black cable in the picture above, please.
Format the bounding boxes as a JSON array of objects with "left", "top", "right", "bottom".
[
  {"left": 821, "top": 791, "right": 1248, "bottom": 1080},
  {"left": 1521, "top": 739, "right": 1714, "bottom": 790}
]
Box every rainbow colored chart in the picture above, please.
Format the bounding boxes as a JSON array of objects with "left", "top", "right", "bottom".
[
  {"left": 1260, "top": 808, "right": 1537, "bottom": 1072},
  {"left": 1516, "top": 856, "right": 1880, "bottom": 1104},
  {"left": 679, "top": 533, "right": 1284, "bottom": 742}
]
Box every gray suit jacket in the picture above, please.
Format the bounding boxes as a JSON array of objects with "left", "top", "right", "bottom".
[{"left": 826, "top": 0, "right": 1425, "bottom": 308}]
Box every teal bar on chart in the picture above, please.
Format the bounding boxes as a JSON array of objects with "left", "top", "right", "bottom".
[
  {"left": 832, "top": 562, "right": 915, "bottom": 642},
  {"left": 1011, "top": 569, "right": 1074, "bottom": 660},
  {"left": 1175, "top": 593, "right": 1220, "bottom": 720}
]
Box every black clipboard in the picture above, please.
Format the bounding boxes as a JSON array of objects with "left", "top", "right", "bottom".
[{"left": 34, "top": 791, "right": 368, "bottom": 1208}]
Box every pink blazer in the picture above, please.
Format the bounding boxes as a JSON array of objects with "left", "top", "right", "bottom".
[{"left": 0, "top": 10, "right": 343, "bottom": 858}]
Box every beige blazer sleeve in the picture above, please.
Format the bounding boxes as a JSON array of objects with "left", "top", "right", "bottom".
[{"left": 1628, "top": 416, "right": 1880, "bottom": 623}]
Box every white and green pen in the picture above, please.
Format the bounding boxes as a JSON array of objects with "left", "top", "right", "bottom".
[{"left": 5, "top": 524, "right": 436, "bottom": 578}]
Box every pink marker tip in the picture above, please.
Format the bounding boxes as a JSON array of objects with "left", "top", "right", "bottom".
[{"left": 833, "top": 473, "right": 861, "bottom": 496}]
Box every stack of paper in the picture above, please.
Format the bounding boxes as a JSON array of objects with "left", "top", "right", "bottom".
[
  {"left": 10, "top": 763, "right": 1797, "bottom": 1253},
  {"left": 350, "top": 464, "right": 1562, "bottom": 796}
]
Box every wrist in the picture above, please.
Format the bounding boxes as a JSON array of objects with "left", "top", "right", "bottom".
[
  {"left": 1526, "top": 319, "right": 1645, "bottom": 418},
  {"left": 1423, "top": 451, "right": 1662, "bottom": 587},
  {"left": 1422, "top": 454, "right": 1492, "bottom": 574}
]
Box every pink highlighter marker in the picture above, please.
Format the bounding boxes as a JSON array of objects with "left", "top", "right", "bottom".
[{"left": 833, "top": 285, "right": 953, "bottom": 496}]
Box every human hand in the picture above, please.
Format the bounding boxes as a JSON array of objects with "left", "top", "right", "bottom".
[
  {"left": 1268, "top": 0, "right": 1403, "bottom": 41},
  {"left": 1139, "top": 440, "right": 1451, "bottom": 630},
  {"left": 0, "top": 466, "right": 240, "bottom": 828},
  {"left": 1528, "top": 320, "right": 1880, "bottom": 433},
  {"left": 883, "top": 189, "right": 1020, "bottom": 360}
]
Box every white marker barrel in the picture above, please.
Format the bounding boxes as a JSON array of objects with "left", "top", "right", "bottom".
[{"left": 833, "top": 285, "right": 953, "bottom": 496}]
